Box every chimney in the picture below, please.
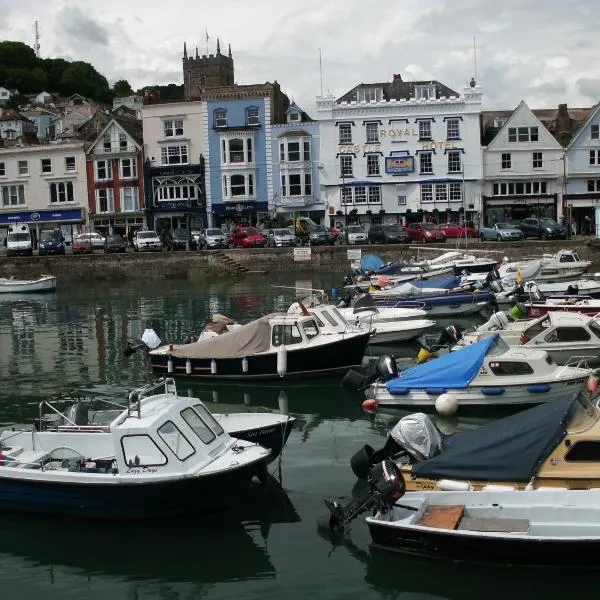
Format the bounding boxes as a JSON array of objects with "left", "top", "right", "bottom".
[
  {"left": 392, "top": 74, "right": 402, "bottom": 81},
  {"left": 556, "top": 103, "right": 571, "bottom": 146}
]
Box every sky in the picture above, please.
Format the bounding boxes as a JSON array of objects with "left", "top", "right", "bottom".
[{"left": 1, "top": 0, "right": 600, "bottom": 114}]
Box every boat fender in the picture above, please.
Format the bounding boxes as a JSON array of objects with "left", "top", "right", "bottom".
[
  {"left": 185, "top": 359, "right": 192, "bottom": 375},
  {"left": 438, "top": 479, "right": 471, "bottom": 491},
  {"left": 527, "top": 384, "right": 551, "bottom": 393},
  {"left": 587, "top": 373, "right": 598, "bottom": 394},
  {"left": 167, "top": 355, "right": 173, "bottom": 374},
  {"left": 482, "top": 484, "right": 516, "bottom": 491},
  {"left": 242, "top": 357, "right": 249, "bottom": 373},
  {"left": 362, "top": 398, "right": 377, "bottom": 413},
  {"left": 435, "top": 393, "right": 458, "bottom": 416},
  {"left": 211, "top": 359, "right": 217, "bottom": 375},
  {"left": 276, "top": 345, "right": 287, "bottom": 378},
  {"left": 481, "top": 387, "right": 505, "bottom": 396}
]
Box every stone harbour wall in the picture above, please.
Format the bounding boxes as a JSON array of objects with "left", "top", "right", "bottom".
[{"left": 0, "top": 239, "right": 596, "bottom": 281}]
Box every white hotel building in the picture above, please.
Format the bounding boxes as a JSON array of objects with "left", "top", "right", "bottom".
[{"left": 316, "top": 74, "right": 483, "bottom": 228}]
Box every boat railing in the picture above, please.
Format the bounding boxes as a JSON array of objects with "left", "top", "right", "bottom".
[
  {"left": 558, "top": 356, "right": 596, "bottom": 374},
  {"left": 38, "top": 395, "right": 128, "bottom": 431}
]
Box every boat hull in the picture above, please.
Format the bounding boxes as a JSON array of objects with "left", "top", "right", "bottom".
[
  {"left": 0, "top": 459, "right": 265, "bottom": 519},
  {"left": 368, "top": 378, "right": 588, "bottom": 407},
  {"left": 0, "top": 276, "right": 56, "bottom": 294},
  {"left": 368, "top": 321, "right": 436, "bottom": 344},
  {"left": 373, "top": 296, "right": 491, "bottom": 318},
  {"left": 527, "top": 303, "right": 600, "bottom": 317},
  {"left": 367, "top": 518, "right": 600, "bottom": 566},
  {"left": 150, "top": 332, "right": 371, "bottom": 380}
]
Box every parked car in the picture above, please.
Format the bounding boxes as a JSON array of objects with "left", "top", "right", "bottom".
[
  {"left": 367, "top": 224, "right": 408, "bottom": 244},
  {"left": 133, "top": 230, "right": 162, "bottom": 252},
  {"left": 405, "top": 222, "right": 446, "bottom": 243},
  {"left": 171, "top": 228, "right": 197, "bottom": 250},
  {"left": 440, "top": 222, "right": 479, "bottom": 238},
  {"left": 479, "top": 222, "right": 524, "bottom": 242},
  {"left": 104, "top": 233, "right": 127, "bottom": 253},
  {"left": 267, "top": 228, "right": 297, "bottom": 247},
  {"left": 198, "top": 228, "right": 228, "bottom": 249},
  {"left": 308, "top": 225, "right": 333, "bottom": 246},
  {"left": 39, "top": 229, "right": 66, "bottom": 256},
  {"left": 518, "top": 218, "right": 567, "bottom": 240},
  {"left": 76, "top": 232, "right": 106, "bottom": 250},
  {"left": 346, "top": 225, "right": 368, "bottom": 245},
  {"left": 231, "top": 226, "right": 266, "bottom": 248},
  {"left": 72, "top": 234, "right": 93, "bottom": 255}
]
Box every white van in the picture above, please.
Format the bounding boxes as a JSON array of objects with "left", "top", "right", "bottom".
[{"left": 6, "top": 224, "right": 33, "bottom": 257}]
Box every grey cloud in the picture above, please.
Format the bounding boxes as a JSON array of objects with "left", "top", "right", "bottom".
[
  {"left": 526, "top": 81, "right": 567, "bottom": 96},
  {"left": 57, "top": 5, "right": 110, "bottom": 46},
  {"left": 577, "top": 78, "right": 600, "bottom": 100}
]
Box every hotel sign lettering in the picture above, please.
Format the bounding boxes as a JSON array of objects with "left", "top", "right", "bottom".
[{"left": 338, "top": 144, "right": 381, "bottom": 154}]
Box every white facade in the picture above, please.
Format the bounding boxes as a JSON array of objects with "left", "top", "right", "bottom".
[
  {"left": 0, "top": 87, "right": 12, "bottom": 103},
  {"left": 142, "top": 101, "right": 205, "bottom": 170},
  {"left": 316, "top": 82, "right": 483, "bottom": 228},
  {"left": 482, "top": 101, "right": 564, "bottom": 225},
  {"left": 0, "top": 113, "right": 35, "bottom": 139},
  {"left": 0, "top": 141, "right": 88, "bottom": 238}
]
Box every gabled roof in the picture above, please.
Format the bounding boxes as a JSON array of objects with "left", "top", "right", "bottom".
[
  {"left": 84, "top": 115, "right": 142, "bottom": 153},
  {"left": 0, "top": 110, "right": 33, "bottom": 124},
  {"left": 482, "top": 102, "right": 593, "bottom": 147},
  {"left": 566, "top": 103, "right": 600, "bottom": 149},
  {"left": 336, "top": 75, "right": 459, "bottom": 104},
  {"left": 285, "top": 101, "right": 314, "bottom": 122}
]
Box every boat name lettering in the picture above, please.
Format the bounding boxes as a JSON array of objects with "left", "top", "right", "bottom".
[
  {"left": 245, "top": 427, "right": 276, "bottom": 438},
  {"left": 126, "top": 467, "right": 158, "bottom": 474},
  {"left": 414, "top": 481, "right": 436, "bottom": 490}
]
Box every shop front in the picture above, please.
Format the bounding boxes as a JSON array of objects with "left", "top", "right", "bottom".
[
  {"left": 565, "top": 193, "right": 600, "bottom": 237},
  {"left": 482, "top": 194, "right": 558, "bottom": 227},
  {"left": 0, "top": 207, "right": 86, "bottom": 248},
  {"left": 211, "top": 201, "right": 269, "bottom": 229}
]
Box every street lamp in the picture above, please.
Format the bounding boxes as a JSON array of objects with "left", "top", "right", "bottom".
[{"left": 561, "top": 154, "right": 570, "bottom": 239}]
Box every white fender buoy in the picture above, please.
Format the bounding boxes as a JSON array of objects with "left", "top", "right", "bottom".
[
  {"left": 167, "top": 355, "right": 173, "bottom": 374},
  {"left": 242, "top": 357, "right": 249, "bottom": 373},
  {"left": 244, "top": 392, "right": 251, "bottom": 405},
  {"left": 185, "top": 359, "right": 192, "bottom": 374},
  {"left": 278, "top": 390, "right": 289, "bottom": 414},
  {"left": 211, "top": 359, "right": 217, "bottom": 375},
  {"left": 276, "top": 345, "right": 287, "bottom": 378},
  {"left": 212, "top": 390, "right": 219, "bottom": 403},
  {"left": 435, "top": 392, "right": 458, "bottom": 416}
]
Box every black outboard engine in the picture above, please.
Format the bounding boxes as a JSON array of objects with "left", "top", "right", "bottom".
[
  {"left": 530, "top": 288, "right": 546, "bottom": 302},
  {"left": 343, "top": 274, "right": 354, "bottom": 287},
  {"left": 341, "top": 354, "right": 398, "bottom": 392},
  {"left": 487, "top": 279, "right": 503, "bottom": 294},
  {"left": 319, "top": 460, "right": 412, "bottom": 533},
  {"left": 436, "top": 325, "right": 463, "bottom": 349},
  {"left": 566, "top": 283, "right": 579, "bottom": 296},
  {"left": 63, "top": 402, "right": 89, "bottom": 426}
]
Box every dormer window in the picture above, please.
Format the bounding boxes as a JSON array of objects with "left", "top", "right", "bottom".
[
  {"left": 416, "top": 85, "right": 436, "bottom": 100},
  {"left": 357, "top": 88, "right": 383, "bottom": 103},
  {"left": 214, "top": 109, "right": 227, "bottom": 128},
  {"left": 592, "top": 124, "right": 599, "bottom": 140},
  {"left": 288, "top": 112, "right": 300, "bottom": 122},
  {"left": 246, "top": 107, "right": 259, "bottom": 126}
]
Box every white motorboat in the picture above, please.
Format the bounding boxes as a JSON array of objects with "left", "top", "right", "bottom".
[
  {"left": 498, "top": 250, "right": 590, "bottom": 282},
  {"left": 453, "top": 311, "right": 600, "bottom": 365},
  {"left": 321, "top": 459, "right": 600, "bottom": 566},
  {"left": 489, "top": 278, "right": 600, "bottom": 306},
  {"left": 350, "top": 333, "right": 591, "bottom": 407},
  {"left": 0, "top": 379, "right": 270, "bottom": 518},
  {"left": 0, "top": 275, "right": 56, "bottom": 294}
]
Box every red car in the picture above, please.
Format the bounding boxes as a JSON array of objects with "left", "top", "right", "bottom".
[
  {"left": 440, "top": 222, "right": 479, "bottom": 238},
  {"left": 405, "top": 222, "right": 446, "bottom": 243},
  {"left": 231, "top": 226, "right": 266, "bottom": 248},
  {"left": 72, "top": 234, "right": 93, "bottom": 254}
]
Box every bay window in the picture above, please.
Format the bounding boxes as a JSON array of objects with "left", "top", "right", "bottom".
[
  {"left": 280, "top": 172, "right": 313, "bottom": 197},
  {"left": 220, "top": 137, "right": 254, "bottom": 165},
  {"left": 222, "top": 173, "right": 255, "bottom": 198},
  {"left": 161, "top": 145, "right": 188, "bottom": 165},
  {"left": 279, "top": 138, "right": 311, "bottom": 163}
]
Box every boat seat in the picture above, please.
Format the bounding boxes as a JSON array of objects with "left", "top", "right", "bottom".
[
  {"left": 419, "top": 505, "right": 464, "bottom": 530},
  {"left": 458, "top": 517, "right": 530, "bottom": 533}
]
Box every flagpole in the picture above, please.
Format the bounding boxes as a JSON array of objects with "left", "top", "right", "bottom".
[{"left": 205, "top": 29, "right": 209, "bottom": 56}]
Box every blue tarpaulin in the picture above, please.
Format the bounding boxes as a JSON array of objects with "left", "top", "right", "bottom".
[
  {"left": 386, "top": 334, "right": 499, "bottom": 393},
  {"left": 360, "top": 254, "right": 385, "bottom": 271},
  {"left": 410, "top": 275, "right": 460, "bottom": 290}
]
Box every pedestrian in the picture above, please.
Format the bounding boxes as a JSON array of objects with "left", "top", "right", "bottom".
[{"left": 584, "top": 215, "right": 592, "bottom": 237}]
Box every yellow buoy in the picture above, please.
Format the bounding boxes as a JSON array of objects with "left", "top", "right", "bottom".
[{"left": 417, "top": 347, "right": 433, "bottom": 363}]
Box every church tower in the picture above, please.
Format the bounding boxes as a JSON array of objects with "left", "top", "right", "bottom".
[{"left": 182, "top": 38, "right": 235, "bottom": 99}]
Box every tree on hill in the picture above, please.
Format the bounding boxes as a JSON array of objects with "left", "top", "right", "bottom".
[
  {"left": 136, "top": 83, "right": 184, "bottom": 101},
  {"left": 112, "top": 79, "right": 134, "bottom": 96}
]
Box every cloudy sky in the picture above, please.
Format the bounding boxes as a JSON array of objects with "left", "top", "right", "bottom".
[{"left": 1, "top": 0, "right": 599, "bottom": 113}]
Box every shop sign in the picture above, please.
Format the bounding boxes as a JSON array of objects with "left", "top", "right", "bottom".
[
  {"left": 347, "top": 248, "right": 362, "bottom": 261},
  {"left": 385, "top": 156, "right": 415, "bottom": 174},
  {"left": 294, "top": 247, "right": 312, "bottom": 262}
]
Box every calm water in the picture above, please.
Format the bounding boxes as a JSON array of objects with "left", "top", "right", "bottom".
[{"left": 0, "top": 274, "right": 598, "bottom": 600}]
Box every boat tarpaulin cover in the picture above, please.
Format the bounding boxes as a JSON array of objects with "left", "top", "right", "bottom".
[
  {"left": 172, "top": 317, "right": 272, "bottom": 359},
  {"left": 412, "top": 393, "right": 577, "bottom": 482},
  {"left": 360, "top": 254, "right": 385, "bottom": 272},
  {"left": 386, "top": 334, "right": 498, "bottom": 393}
]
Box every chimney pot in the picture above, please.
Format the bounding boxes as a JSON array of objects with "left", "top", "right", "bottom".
[{"left": 393, "top": 74, "right": 402, "bottom": 81}]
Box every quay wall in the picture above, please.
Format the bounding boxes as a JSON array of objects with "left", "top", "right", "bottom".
[{"left": 0, "top": 240, "right": 597, "bottom": 282}]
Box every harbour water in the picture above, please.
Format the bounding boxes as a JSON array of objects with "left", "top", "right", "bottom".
[{"left": 0, "top": 274, "right": 599, "bottom": 599}]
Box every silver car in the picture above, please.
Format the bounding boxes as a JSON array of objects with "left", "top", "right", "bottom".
[
  {"left": 346, "top": 225, "right": 368, "bottom": 245},
  {"left": 198, "top": 228, "right": 228, "bottom": 249},
  {"left": 268, "top": 228, "right": 297, "bottom": 247},
  {"left": 479, "top": 222, "right": 523, "bottom": 242}
]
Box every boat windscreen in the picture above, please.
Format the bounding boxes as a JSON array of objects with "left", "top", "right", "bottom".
[{"left": 566, "top": 392, "right": 599, "bottom": 434}]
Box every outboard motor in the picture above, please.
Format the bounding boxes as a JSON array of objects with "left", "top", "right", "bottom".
[
  {"left": 566, "top": 283, "right": 579, "bottom": 296},
  {"left": 488, "top": 280, "right": 503, "bottom": 293},
  {"left": 436, "top": 325, "right": 463, "bottom": 348},
  {"left": 341, "top": 354, "right": 398, "bottom": 392},
  {"left": 63, "top": 403, "right": 89, "bottom": 426},
  {"left": 319, "top": 460, "right": 413, "bottom": 533}
]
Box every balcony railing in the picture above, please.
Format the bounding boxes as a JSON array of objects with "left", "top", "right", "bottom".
[{"left": 95, "top": 145, "right": 137, "bottom": 155}]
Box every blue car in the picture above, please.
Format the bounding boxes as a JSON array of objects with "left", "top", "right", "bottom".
[
  {"left": 479, "top": 223, "right": 523, "bottom": 242},
  {"left": 38, "top": 229, "right": 66, "bottom": 255}
]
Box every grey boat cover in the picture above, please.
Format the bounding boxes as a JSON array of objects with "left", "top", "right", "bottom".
[
  {"left": 412, "top": 393, "right": 577, "bottom": 482},
  {"left": 390, "top": 413, "right": 443, "bottom": 461},
  {"left": 172, "top": 317, "right": 272, "bottom": 359}
]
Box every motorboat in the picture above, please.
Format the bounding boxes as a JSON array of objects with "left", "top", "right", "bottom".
[
  {"left": 144, "top": 302, "right": 371, "bottom": 380},
  {"left": 321, "top": 459, "right": 600, "bottom": 566},
  {"left": 0, "top": 275, "right": 56, "bottom": 294},
  {"left": 452, "top": 311, "right": 600, "bottom": 366},
  {"left": 47, "top": 378, "right": 295, "bottom": 465},
  {"left": 343, "top": 333, "right": 590, "bottom": 408},
  {"left": 498, "top": 250, "right": 590, "bottom": 282},
  {"left": 348, "top": 391, "right": 600, "bottom": 492},
  {"left": 489, "top": 278, "right": 600, "bottom": 306},
  {"left": 523, "top": 286, "right": 600, "bottom": 317},
  {"left": 0, "top": 379, "right": 270, "bottom": 518}
]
